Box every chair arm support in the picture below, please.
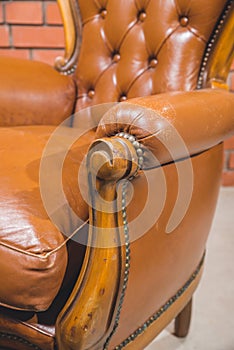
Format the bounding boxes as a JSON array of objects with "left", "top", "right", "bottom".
[
  {"left": 96, "top": 88, "right": 234, "bottom": 168},
  {"left": 56, "top": 137, "right": 138, "bottom": 350},
  {"left": 0, "top": 57, "right": 76, "bottom": 126},
  {"left": 55, "top": 0, "right": 81, "bottom": 75}
]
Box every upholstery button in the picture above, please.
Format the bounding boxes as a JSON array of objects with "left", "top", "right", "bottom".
[
  {"left": 138, "top": 11, "right": 147, "bottom": 22},
  {"left": 112, "top": 53, "right": 120, "bottom": 63},
  {"left": 100, "top": 9, "right": 107, "bottom": 19},
  {"left": 179, "top": 16, "right": 189, "bottom": 27},
  {"left": 149, "top": 58, "right": 158, "bottom": 68},
  {"left": 120, "top": 95, "right": 127, "bottom": 102},
  {"left": 88, "top": 90, "right": 95, "bottom": 98}
]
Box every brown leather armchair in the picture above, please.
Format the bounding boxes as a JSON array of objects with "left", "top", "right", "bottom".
[{"left": 0, "top": 0, "right": 234, "bottom": 349}]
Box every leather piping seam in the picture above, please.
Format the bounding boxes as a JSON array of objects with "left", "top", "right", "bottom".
[
  {"left": 114, "top": 253, "right": 205, "bottom": 349},
  {"left": 0, "top": 332, "right": 43, "bottom": 350},
  {"left": 0, "top": 219, "right": 88, "bottom": 259},
  {"left": 139, "top": 144, "right": 219, "bottom": 171},
  {"left": 197, "top": 0, "right": 233, "bottom": 89},
  {"left": 0, "top": 255, "right": 205, "bottom": 350}
]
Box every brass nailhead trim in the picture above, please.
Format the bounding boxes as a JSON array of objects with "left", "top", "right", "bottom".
[
  {"left": 103, "top": 133, "right": 204, "bottom": 350},
  {"left": 0, "top": 256, "right": 205, "bottom": 350},
  {"left": 103, "top": 180, "right": 131, "bottom": 350},
  {"left": 116, "top": 132, "right": 144, "bottom": 171},
  {"left": 113, "top": 253, "right": 205, "bottom": 349},
  {"left": 0, "top": 332, "right": 43, "bottom": 350},
  {"left": 104, "top": 134, "right": 143, "bottom": 348},
  {"left": 62, "top": 64, "right": 77, "bottom": 76},
  {"left": 197, "top": 0, "right": 233, "bottom": 89}
]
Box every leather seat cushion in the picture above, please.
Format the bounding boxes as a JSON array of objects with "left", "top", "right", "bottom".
[
  {"left": 0, "top": 57, "right": 76, "bottom": 127},
  {"left": 0, "top": 125, "right": 94, "bottom": 312}
]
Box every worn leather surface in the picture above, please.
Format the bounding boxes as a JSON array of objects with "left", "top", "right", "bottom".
[
  {"left": 96, "top": 89, "right": 234, "bottom": 166},
  {"left": 0, "top": 126, "right": 94, "bottom": 311},
  {"left": 0, "top": 143, "right": 223, "bottom": 349},
  {"left": 0, "top": 0, "right": 233, "bottom": 348},
  {"left": 0, "top": 57, "right": 76, "bottom": 126},
  {"left": 0, "top": 314, "right": 55, "bottom": 350},
  {"left": 74, "top": 0, "right": 226, "bottom": 111},
  {"left": 110, "top": 143, "right": 223, "bottom": 347}
]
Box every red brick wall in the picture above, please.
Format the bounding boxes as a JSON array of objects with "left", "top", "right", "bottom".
[
  {"left": 0, "top": 0, "right": 233, "bottom": 185},
  {"left": 0, "top": 1, "right": 64, "bottom": 64}
]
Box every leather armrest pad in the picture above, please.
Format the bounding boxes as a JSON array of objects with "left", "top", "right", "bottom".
[
  {"left": 96, "top": 89, "right": 234, "bottom": 167},
  {"left": 0, "top": 57, "right": 76, "bottom": 126}
]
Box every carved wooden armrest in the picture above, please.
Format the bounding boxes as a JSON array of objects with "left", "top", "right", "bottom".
[
  {"left": 55, "top": 0, "right": 82, "bottom": 75},
  {"left": 56, "top": 135, "right": 141, "bottom": 350}
]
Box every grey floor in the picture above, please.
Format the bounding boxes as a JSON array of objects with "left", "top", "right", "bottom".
[{"left": 146, "top": 187, "right": 234, "bottom": 350}]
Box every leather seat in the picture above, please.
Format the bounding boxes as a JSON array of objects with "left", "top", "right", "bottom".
[
  {"left": 0, "top": 0, "right": 234, "bottom": 349},
  {"left": 0, "top": 126, "right": 94, "bottom": 312}
]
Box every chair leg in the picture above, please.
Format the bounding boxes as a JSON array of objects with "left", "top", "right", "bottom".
[{"left": 174, "top": 298, "right": 192, "bottom": 338}]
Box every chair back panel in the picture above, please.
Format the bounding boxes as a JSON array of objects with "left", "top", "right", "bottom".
[{"left": 74, "top": 0, "right": 229, "bottom": 111}]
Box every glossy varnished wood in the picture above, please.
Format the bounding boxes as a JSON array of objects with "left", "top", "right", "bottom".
[
  {"left": 56, "top": 138, "right": 138, "bottom": 350},
  {"left": 174, "top": 298, "right": 192, "bottom": 338},
  {"left": 202, "top": 1, "right": 234, "bottom": 88},
  {"left": 55, "top": 0, "right": 81, "bottom": 74}
]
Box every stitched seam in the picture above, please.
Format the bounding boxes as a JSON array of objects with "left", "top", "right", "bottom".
[{"left": 0, "top": 219, "right": 88, "bottom": 259}]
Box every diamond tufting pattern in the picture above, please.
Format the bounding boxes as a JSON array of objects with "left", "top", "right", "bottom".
[{"left": 74, "top": 0, "right": 226, "bottom": 111}]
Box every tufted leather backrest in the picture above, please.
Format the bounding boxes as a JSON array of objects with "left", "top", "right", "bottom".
[{"left": 73, "top": 0, "right": 230, "bottom": 112}]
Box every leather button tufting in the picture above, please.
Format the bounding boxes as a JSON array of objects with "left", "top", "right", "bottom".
[
  {"left": 179, "top": 16, "right": 189, "bottom": 27},
  {"left": 100, "top": 9, "right": 107, "bottom": 19},
  {"left": 88, "top": 90, "right": 95, "bottom": 98},
  {"left": 149, "top": 58, "right": 158, "bottom": 68},
  {"left": 112, "top": 53, "right": 120, "bottom": 63},
  {"left": 119, "top": 95, "right": 127, "bottom": 102},
  {"left": 138, "top": 11, "right": 147, "bottom": 22}
]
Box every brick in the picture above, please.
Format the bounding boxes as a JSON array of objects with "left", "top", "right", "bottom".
[
  {"left": 222, "top": 171, "right": 234, "bottom": 186},
  {"left": 32, "top": 49, "right": 65, "bottom": 66},
  {"left": 5, "top": 1, "right": 43, "bottom": 24},
  {"left": 46, "top": 2, "right": 63, "bottom": 25},
  {"left": 0, "top": 48, "right": 30, "bottom": 59},
  {"left": 229, "top": 153, "right": 234, "bottom": 169},
  {"left": 0, "top": 4, "right": 4, "bottom": 24},
  {"left": 0, "top": 26, "right": 10, "bottom": 47},
  {"left": 12, "top": 26, "right": 64, "bottom": 48},
  {"left": 224, "top": 136, "right": 234, "bottom": 150}
]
